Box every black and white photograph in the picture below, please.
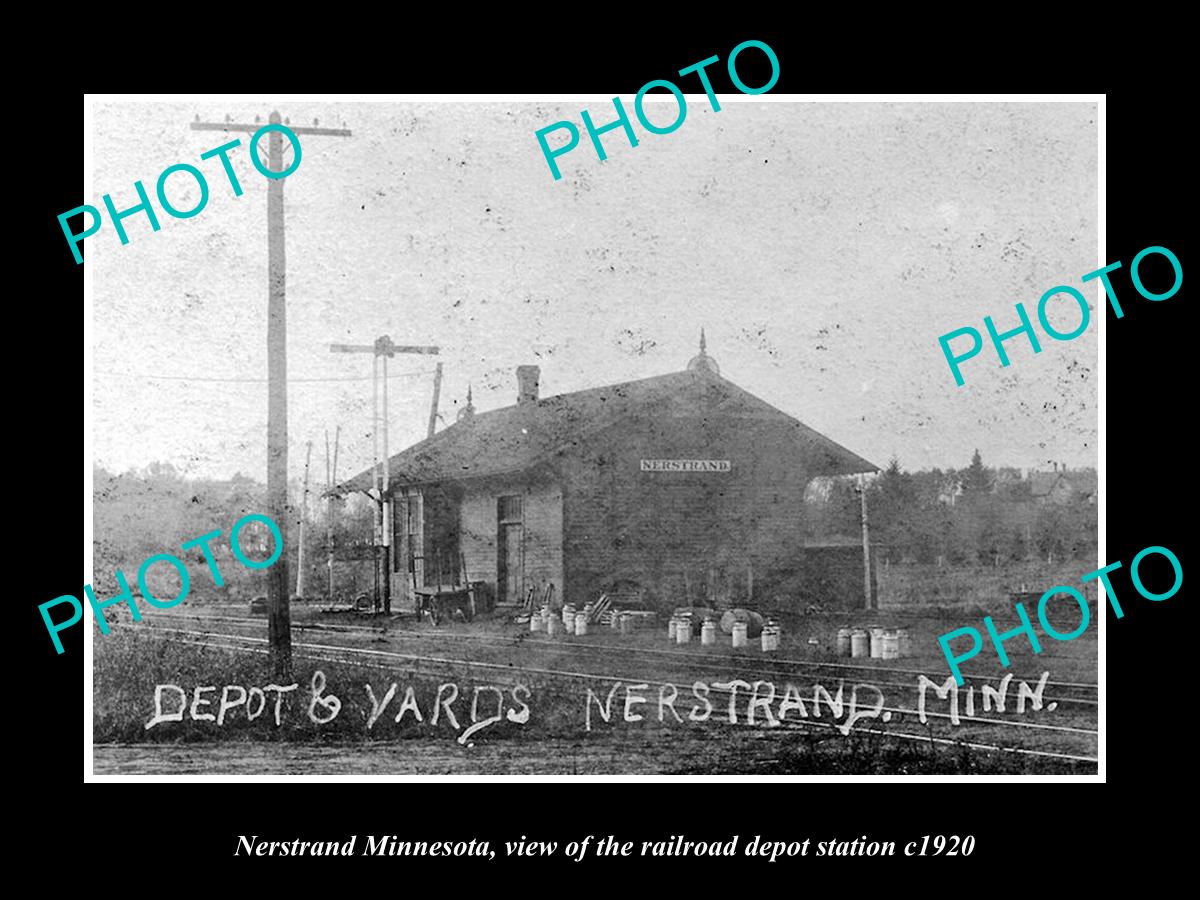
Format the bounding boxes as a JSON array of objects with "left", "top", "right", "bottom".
[{"left": 84, "top": 96, "right": 1100, "bottom": 776}]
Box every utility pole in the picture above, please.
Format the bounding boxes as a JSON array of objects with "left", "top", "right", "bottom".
[
  {"left": 857, "top": 474, "right": 873, "bottom": 611},
  {"left": 326, "top": 426, "right": 340, "bottom": 605},
  {"left": 330, "top": 336, "right": 439, "bottom": 615},
  {"left": 427, "top": 361, "right": 444, "bottom": 439},
  {"left": 297, "top": 440, "right": 312, "bottom": 599},
  {"left": 191, "top": 111, "right": 351, "bottom": 677}
]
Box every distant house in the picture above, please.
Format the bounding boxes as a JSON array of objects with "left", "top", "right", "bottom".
[
  {"left": 936, "top": 474, "right": 963, "bottom": 506},
  {"left": 991, "top": 467, "right": 1024, "bottom": 495},
  {"left": 341, "top": 337, "right": 878, "bottom": 611},
  {"left": 1030, "top": 465, "right": 1098, "bottom": 505}
]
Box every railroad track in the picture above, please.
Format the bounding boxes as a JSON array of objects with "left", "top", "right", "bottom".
[
  {"left": 160, "top": 612, "right": 1100, "bottom": 698},
  {"left": 116, "top": 619, "right": 1099, "bottom": 764}
]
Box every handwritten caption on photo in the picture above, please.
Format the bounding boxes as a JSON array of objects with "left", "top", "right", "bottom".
[
  {"left": 41, "top": 513, "right": 282, "bottom": 654},
  {"left": 144, "top": 667, "right": 1055, "bottom": 740}
]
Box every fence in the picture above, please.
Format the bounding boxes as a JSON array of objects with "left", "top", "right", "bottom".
[{"left": 875, "top": 559, "right": 1098, "bottom": 611}]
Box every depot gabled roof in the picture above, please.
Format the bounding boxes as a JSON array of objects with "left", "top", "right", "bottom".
[{"left": 340, "top": 367, "right": 877, "bottom": 493}]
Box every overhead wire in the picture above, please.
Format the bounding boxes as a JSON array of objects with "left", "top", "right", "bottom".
[{"left": 94, "top": 370, "right": 431, "bottom": 384}]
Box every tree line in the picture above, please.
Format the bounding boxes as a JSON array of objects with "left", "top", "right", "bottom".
[
  {"left": 94, "top": 450, "right": 1098, "bottom": 596},
  {"left": 92, "top": 462, "right": 374, "bottom": 596},
  {"left": 805, "top": 451, "right": 1097, "bottom": 565}
]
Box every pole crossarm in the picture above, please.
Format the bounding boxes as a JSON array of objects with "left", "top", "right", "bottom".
[
  {"left": 191, "top": 122, "right": 352, "bottom": 137},
  {"left": 330, "top": 340, "right": 440, "bottom": 357}
]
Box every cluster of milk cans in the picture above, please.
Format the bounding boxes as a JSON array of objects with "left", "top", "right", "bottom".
[
  {"left": 836, "top": 625, "right": 912, "bottom": 660},
  {"left": 525, "top": 600, "right": 912, "bottom": 661}
]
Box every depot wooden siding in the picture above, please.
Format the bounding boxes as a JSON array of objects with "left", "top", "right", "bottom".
[
  {"left": 456, "top": 478, "right": 564, "bottom": 604},
  {"left": 561, "top": 410, "right": 812, "bottom": 606}
]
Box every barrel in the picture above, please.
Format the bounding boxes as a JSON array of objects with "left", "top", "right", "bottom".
[
  {"left": 881, "top": 629, "right": 900, "bottom": 660},
  {"left": 701, "top": 619, "right": 716, "bottom": 646},
  {"left": 529, "top": 613, "right": 543, "bottom": 633},
  {"left": 850, "top": 628, "right": 870, "bottom": 658},
  {"left": 574, "top": 613, "right": 589, "bottom": 636},
  {"left": 562, "top": 604, "right": 576, "bottom": 627},
  {"left": 896, "top": 627, "right": 911, "bottom": 657},
  {"left": 667, "top": 617, "right": 678, "bottom": 641},
  {"left": 869, "top": 626, "right": 886, "bottom": 659},
  {"left": 732, "top": 622, "right": 748, "bottom": 649},
  {"left": 836, "top": 627, "right": 852, "bottom": 657},
  {"left": 761, "top": 624, "right": 781, "bottom": 652},
  {"left": 676, "top": 621, "right": 692, "bottom": 644},
  {"left": 619, "top": 612, "right": 634, "bottom": 635},
  {"left": 610, "top": 609, "right": 622, "bottom": 630},
  {"left": 547, "top": 614, "right": 564, "bottom": 637}
]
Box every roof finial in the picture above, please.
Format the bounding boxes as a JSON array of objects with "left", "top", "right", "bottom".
[
  {"left": 687, "top": 327, "right": 720, "bottom": 375},
  {"left": 457, "top": 383, "right": 476, "bottom": 421}
]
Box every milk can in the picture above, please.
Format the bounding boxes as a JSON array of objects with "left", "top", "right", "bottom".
[
  {"left": 881, "top": 629, "right": 900, "bottom": 660},
  {"left": 869, "top": 626, "right": 886, "bottom": 659},
  {"left": 836, "top": 627, "right": 852, "bottom": 657},
  {"left": 850, "top": 628, "right": 870, "bottom": 658},
  {"left": 732, "top": 621, "right": 748, "bottom": 649},
  {"left": 761, "top": 622, "right": 781, "bottom": 652}
]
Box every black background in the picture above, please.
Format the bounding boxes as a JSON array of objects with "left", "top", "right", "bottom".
[{"left": 22, "top": 25, "right": 1189, "bottom": 885}]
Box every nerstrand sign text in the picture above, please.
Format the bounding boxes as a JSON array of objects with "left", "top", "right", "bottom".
[
  {"left": 40, "top": 513, "right": 283, "bottom": 654},
  {"left": 641, "top": 459, "right": 731, "bottom": 472}
]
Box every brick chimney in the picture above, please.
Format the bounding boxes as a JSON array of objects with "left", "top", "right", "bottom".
[{"left": 517, "top": 365, "right": 540, "bottom": 405}]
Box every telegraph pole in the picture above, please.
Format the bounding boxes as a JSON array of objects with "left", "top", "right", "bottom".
[
  {"left": 297, "top": 440, "right": 313, "bottom": 599},
  {"left": 191, "top": 111, "right": 351, "bottom": 677},
  {"left": 326, "top": 426, "right": 340, "bottom": 605},
  {"left": 331, "top": 336, "right": 439, "bottom": 615},
  {"left": 858, "top": 474, "right": 874, "bottom": 611},
  {"left": 427, "top": 361, "right": 444, "bottom": 439}
]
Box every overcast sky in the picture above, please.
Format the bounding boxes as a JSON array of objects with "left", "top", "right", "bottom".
[{"left": 89, "top": 99, "right": 1098, "bottom": 484}]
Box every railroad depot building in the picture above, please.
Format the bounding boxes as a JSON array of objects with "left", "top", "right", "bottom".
[{"left": 343, "top": 338, "right": 879, "bottom": 612}]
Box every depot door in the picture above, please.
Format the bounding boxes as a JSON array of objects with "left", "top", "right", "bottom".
[{"left": 497, "top": 495, "right": 524, "bottom": 604}]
